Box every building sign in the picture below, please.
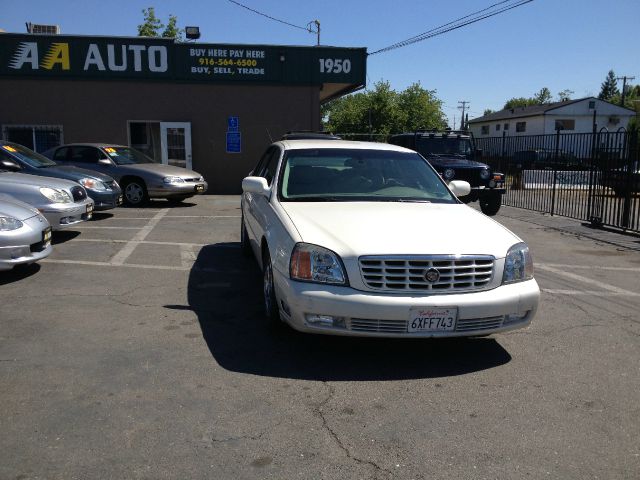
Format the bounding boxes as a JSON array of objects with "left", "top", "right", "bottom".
[
  {"left": 0, "top": 34, "right": 366, "bottom": 86},
  {"left": 226, "top": 132, "right": 241, "bottom": 153}
]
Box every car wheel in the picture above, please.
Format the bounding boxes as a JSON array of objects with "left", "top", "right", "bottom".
[
  {"left": 480, "top": 193, "right": 501, "bottom": 216},
  {"left": 123, "top": 180, "right": 148, "bottom": 207},
  {"left": 262, "top": 248, "right": 282, "bottom": 327},
  {"left": 240, "top": 215, "right": 252, "bottom": 258}
]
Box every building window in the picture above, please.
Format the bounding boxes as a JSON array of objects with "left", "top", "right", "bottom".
[
  {"left": 495, "top": 124, "right": 501, "bottom": 131},
  {"left": 588, "top": 101, "right": 596, "bottom": 109},
  {"left": 555, "top": 119, "right": 575, "bottom": 131},
  {"left": 481, "top": 125, "right": 490, "bottom": 135},
  {"left": 2, "top": 125, "right": 63, "bottom": 153},
  {"left": 504, "top": 123, "right": 510, "bottom": 131},
  {"left": 516, "top": 122, "right": 526, "bottom": 133}
]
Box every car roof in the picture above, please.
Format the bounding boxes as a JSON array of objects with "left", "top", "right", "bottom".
[
  {"left": 55, "top": 143, "right": 127, "bottom": 148},
  {"left": 276, "top": 139, "right": 415, "bottom": 153}
]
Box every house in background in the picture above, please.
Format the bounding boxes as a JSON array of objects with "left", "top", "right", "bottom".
[{"left": 468, "top": 97, "right": 635, "bottom": 138}]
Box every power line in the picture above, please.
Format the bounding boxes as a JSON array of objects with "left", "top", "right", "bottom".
[
  {"left": 227, "top": 0, "right": 314, "bottom": 33},
  {"left": 370, "top": 0, "right": 534, "bottom": 56}
]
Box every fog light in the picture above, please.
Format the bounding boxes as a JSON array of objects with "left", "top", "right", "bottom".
[
  {"left": 305, "top": 314, "right": 346, "bottom": 329},
  {"left": 505, "top": 312, "right": 529, "bottom": 324}
]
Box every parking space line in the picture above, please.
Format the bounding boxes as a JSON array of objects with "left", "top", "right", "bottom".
[
  {"left": 69, "top": 238, "right": 207, "bottom": 247},
  {"left": 536, "top": 263, "right": 640, "bottom": 297},
  {"left": 180, "top": 244, "right": 197, "bottom": 268},
  {"left": 110, "top": 209, "right": 169, "bottom": 265},
  {"left": 536, "top": 263, "right": 640, "bottom": 273},
  {"left": 541, "top": 289, "right": 640, "bottom": 297},
  {"left": 41, "top": 259, "right": 190, "bottom": 271},
  {"left": 74, "top": 226, "right": 143, "bottom": 230}
]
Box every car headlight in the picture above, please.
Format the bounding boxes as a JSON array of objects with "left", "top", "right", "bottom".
[
  {"left": 0, "top": 216, "right": 23, "bottom": 231},
  {"left": 198, "top": 176, "right": 205, "bottom": 182},
  {"left": 480, "top": 168, "right": 490, "bottom": 180},
  {"left": 40, "top": 187, "right": 72, "bottom": 203},
  {"left": 290, "top": 243, "right": 348, "bottom": 285},
  {"left": 502, "top": 242, "right": 534, "bottom": 284},
  {"left": 78, "top": 177, "right": 107, "bottom": 191},
  {"left": 163, "top": 176, "right": 185, "bottom": 184}
]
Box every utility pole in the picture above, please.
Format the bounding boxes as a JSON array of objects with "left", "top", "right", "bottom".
[
  {"left": 458, "top": 101, "right": 469, "bottom": 130},
  {"left": 308, "top": 20, "right": 320, "bottom": 45},
  {"left": 616, "top": 75, "right": 635, "bottom": 107}
]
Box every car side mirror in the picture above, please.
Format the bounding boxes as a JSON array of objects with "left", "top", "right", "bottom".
[
  {"left": 448, "top": 180, "right": 471, "bottom": 198},
  {"left": 242, "top": 176, "right": 271, "bottom": 197},
  {"left": 0, "top": 159, "right": 21, "bottom": 171},
  {"left": 98, "top": 158, "right": 112, "bottom": 165}
]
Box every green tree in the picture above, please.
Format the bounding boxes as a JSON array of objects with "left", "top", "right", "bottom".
[
  {"left": 503, "top": 97, "right": 538, "bottom": 109},
  {"left": 557, "top": 89, "right": 574, "bottom": 101},
  {"left": 598, "top": 70, "right": 620, "bottom": 101},
  {"left": 137, "top": 7, "right": 183, "bottom": 40},
  {"left": 138, "top": 7, "right": 163, "bottom": 37},
  {"left": 162, "top": 14, "right": 184, "bottom": 41},
  {"left": 483, "top": 108, "right": 494, "bottom": 116},
  {"left": 611, "top": 84, "right": 640, "bottom": 110},
  {"left": 533, "top": 87, "right": 552, "bottom": 104},
  {"left": 322, "top": 81, "right": 446, "bottom": 135}
]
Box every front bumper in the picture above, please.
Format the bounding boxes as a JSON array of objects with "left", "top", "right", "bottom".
[
  {"left": 0, "top": 215, "right": 52, "bottom": 271},
  {"left": 273, "top": 269, "right": 539, "bottom": 337},
  {"left": 40, "top": 198, "right": 95, "bottom": 230},
  {"left": 88, "top": 189, "right": 123, "bottom": 210},
  {"left": 148, "top": 181, "right": 208, "bottom": 199}
]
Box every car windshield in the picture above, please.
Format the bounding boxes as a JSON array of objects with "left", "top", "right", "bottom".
[
  {"left": 103, "top": 146, "right": 155, "bottom": 165},
  {"left": 416, "top": 137, "right": 473, "bottom": 156},
  {"left": 279, "top": 148, "right": 456, "bottom": 203},
  {"left": 1, "top": 142, "right": 58, "bottom": 168}
]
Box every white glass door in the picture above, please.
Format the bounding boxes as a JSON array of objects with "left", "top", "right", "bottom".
[{"left": 160, "top": 122, "right": 192, "bottom": 169}]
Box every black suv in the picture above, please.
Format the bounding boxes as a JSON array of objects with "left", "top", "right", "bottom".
[{"left": 388, "top": 130, "right": 505, "bottom": 215}]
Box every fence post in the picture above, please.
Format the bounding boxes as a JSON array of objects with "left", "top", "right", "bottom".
[
  {"left": 622, "top": 129, "right": 636, "bottom": 230},
  {"left": 550, "top": 128, "right": 561, "bottom": 216},
  {"left": 587, "top": 111, "right": 597, "bottom": 222}
]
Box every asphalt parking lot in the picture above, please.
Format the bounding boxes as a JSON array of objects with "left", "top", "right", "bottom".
[{"left": 1, "top": 196, "right": 639, "bottom": 480}]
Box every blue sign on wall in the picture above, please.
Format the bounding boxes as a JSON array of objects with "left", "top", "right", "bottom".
[
  {"left": 228, "top": 116, "right": 239, "bottom": 132},
  {"left": 226, "top": 132, "right": 241, "bottom": 153}
]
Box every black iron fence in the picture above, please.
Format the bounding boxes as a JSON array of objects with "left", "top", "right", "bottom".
[
  {"left": 336, "top": 130, "right": 640, "bottom": 234},
  {"left": 476, "top": 130, "right": 639, "bottom": 233}
]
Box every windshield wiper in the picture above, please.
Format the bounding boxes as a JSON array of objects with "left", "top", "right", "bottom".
[
  {"left": 286, "top": 196, "right": 343, "bottom": 202},
  {"left": 387, "top": 198, "right": 431, "bottom": 203}
]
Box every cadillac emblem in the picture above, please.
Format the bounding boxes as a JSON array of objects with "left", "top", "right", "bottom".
[{"left": 424, "top": 268, "right": 440, "bottom": 283}]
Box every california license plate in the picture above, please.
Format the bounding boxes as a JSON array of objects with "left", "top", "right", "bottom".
[
  {"left": 117, "top": 195, "right": 123, "bottom": 205},
  {"left": 86, "top": 203, "right": 94, "bottom": 219},
  {"left": 195, "top": 184, "right": 204, "bottom": 192},
  {"left": 43, "top": 227, "right": 52, "bottom": 247},
  {"left": 408, "top": 307, "right": 457, "bottom": 333}
]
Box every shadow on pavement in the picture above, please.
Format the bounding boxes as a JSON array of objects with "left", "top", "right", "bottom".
[
  {"left": 52, "top": 230, "right": 81, "bottom": 245},
  {"left": 91, "top": 212, "right": 114, "bottom": 221},
  {"left": 181, "top": 243, "right": 512, "bottom": 381},
  {"left": 0, "top": 263, "right": 41, "bottom": 285}
]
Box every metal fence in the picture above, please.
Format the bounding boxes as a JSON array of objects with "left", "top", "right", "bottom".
[
  {"left": 336, "top": 130, "right": 640, "bottom": 234},
  {"left": 476, "top": 130, "right": 640, "bottom": 233}
]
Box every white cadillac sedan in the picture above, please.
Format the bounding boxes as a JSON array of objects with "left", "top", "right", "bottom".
[{"left": 241, "top": 139, "right": 539, "bottom": 337}]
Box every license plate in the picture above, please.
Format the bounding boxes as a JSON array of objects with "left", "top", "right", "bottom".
[
  {"left": 117, "top": 195, "right": 123, "bottom": 205},
  {"left": 408, "top": 307, "right": 457, "bottom": 333},
  {"left": 195, "top": 184, "right": 205, "bottom": 192},
  {"left": 86, "top": 203, "right": 94, "bottom": 219},
  {"left": 43, "top": 227, "right": 52, "bottom": 246}
]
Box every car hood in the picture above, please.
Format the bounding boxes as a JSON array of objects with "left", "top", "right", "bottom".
[
  {"left": 37, "top": 165, "right": 115, "bottom": 183},
  {"left": 112, "top": 163, "right": 202, "bottom": 178},
  {"left": 425, "top": 156, "right": 488, "bottom": 169},
  {"left": 0, "top": 194, "right": 41, "bottom": 221},
  {"left": 0, "top": 171, "right": 79, "bottom": 190},
  {"left": 280, "top": 202, "right": 520, "bottom": 259}
]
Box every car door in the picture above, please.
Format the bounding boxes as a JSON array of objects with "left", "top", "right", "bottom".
[{"left": 243, "top": 146, "right": 281, "bottom": 256}]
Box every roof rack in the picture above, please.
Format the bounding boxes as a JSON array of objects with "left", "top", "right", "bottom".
[{"left": 281, "top": 131, "right": 342, "bottom": 140}]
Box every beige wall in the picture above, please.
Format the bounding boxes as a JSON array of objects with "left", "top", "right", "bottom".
[{"left": 0, "top": 79, "right": 321, "bottom": 193}]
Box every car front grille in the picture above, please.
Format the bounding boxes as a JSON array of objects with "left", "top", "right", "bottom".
[
  {"left": 183, "top": 177, "right": 201, "bottom": 183},
  {"left": 349, "top": 316, "right": 504, "bottom": 334},
  {"left": 359, "top": 255, "right": 494, "bottom": 292},
  {"left": 70, "top": 185, "right": 87, "bottom": 201}
]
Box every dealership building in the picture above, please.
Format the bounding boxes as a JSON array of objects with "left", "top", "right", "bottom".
[{"left": 0, "top": 33, "right": 366, "bottom": 193}]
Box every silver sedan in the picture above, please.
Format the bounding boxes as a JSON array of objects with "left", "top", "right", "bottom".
[
  {"left": 0, "top": 195, "right": 52, "bottom": 271},
  {"left": 0, "top": 171, "right": 94, "bottom": 230}
]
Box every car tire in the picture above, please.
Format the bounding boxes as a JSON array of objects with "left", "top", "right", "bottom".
[
  {"left": 262, "top": 248, "right": 282, "bottom": 327},
  {"left": 480, "top": 193, "right": 501, "bottom": 216},
  {"left": 240, "top": 215, "right": 252, "bottom": 258},
  {"left": 122, "top": 180, "right": 148, "bottom": 207}
]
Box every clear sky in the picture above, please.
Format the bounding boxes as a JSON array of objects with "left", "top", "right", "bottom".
[{"left": 2, "top": 0, "right": 638, "bottom": 125}]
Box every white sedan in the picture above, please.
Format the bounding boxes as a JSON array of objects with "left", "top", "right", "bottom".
[{"left": 241, "top": 139, "right": 539, "bottom": 337}]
